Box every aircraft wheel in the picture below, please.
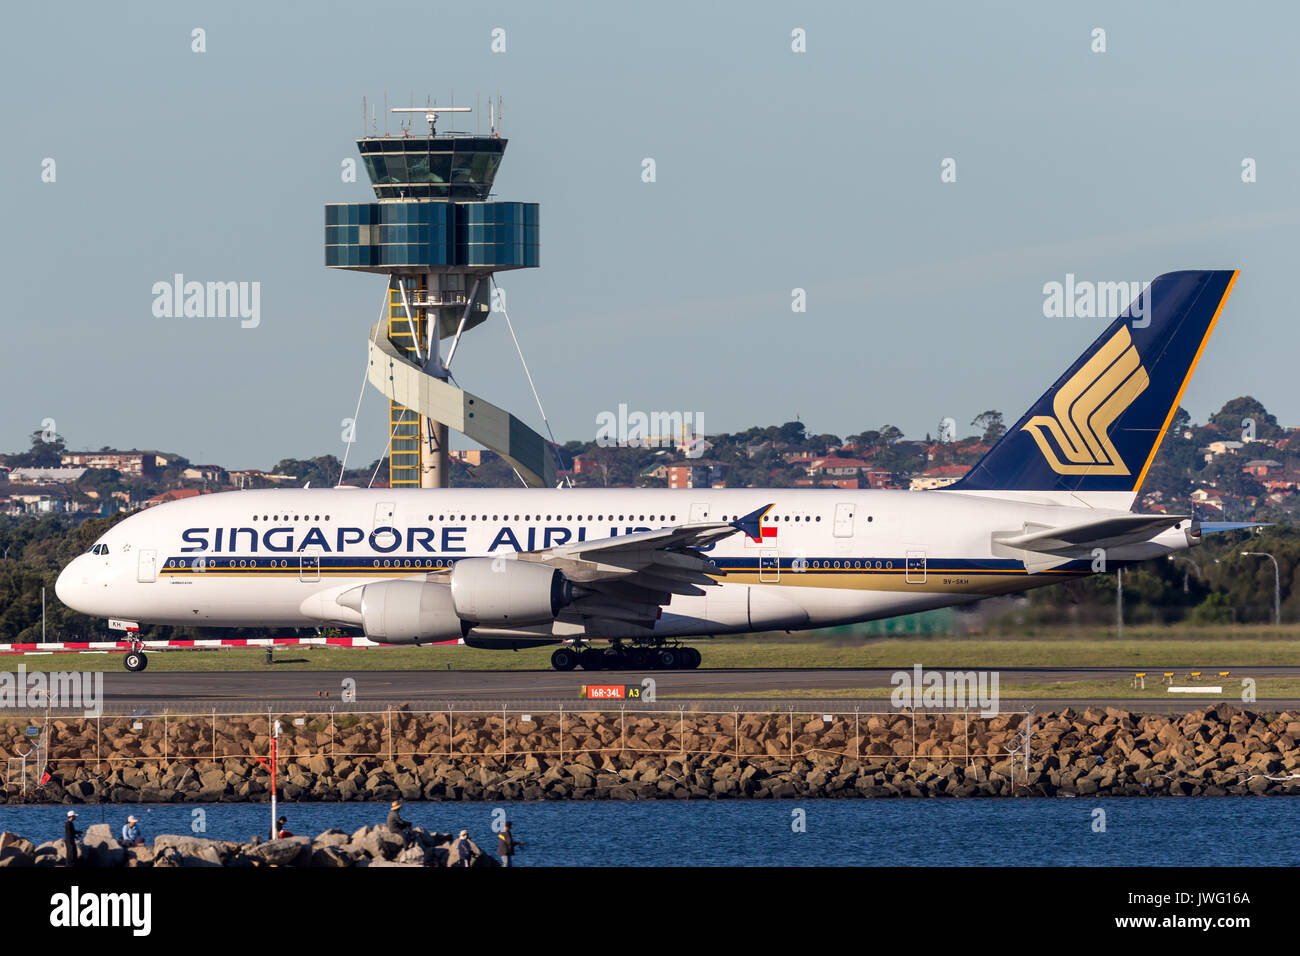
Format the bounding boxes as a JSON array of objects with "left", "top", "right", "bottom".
[
  {"left": 551, "top": 647, "right": 578, "bottom": 671},
  {"left": 629, "top": 647, "right": 652, "bottom": 670},
  {"left": 655, "top": 647, "right": 679, "bottom": 670},
  {"left": 124, "top": 651, "right": 148, "bottom": 672},
  {"left": 579, "top": 648, "right": 605, "bottom": 670},
  {"left": 684, "top": 647, "right": 702, "bottom": 669}
]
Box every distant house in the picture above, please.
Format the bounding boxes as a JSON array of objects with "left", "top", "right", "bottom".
[
  {"left": 796, "top": 477, "right": 859, "bottom": 490},
  {"left": 667, "top": 461, "right": 730, "bottom": 489},
  {"left": 229, "top": 469, "right": 297, "bottom": 489},
  {"left": 61, "top": 451, "right": 160, "bottom": 477},
  {"left": 145, "top": 488, "right": 207, "bottom": 508},
  {"left": 863, "top": 469, "right": 895, "bottom": 489},
  {"left": 680, "top": 437, "right": 712, "bottom": 459},
  {"left": 807, "top": 457, "right": 868, "bottom": 478},
  {"left": 449, "top": 450, "right": 483, "bottom": 467},
  {"left": 1202, "top": 440, "right": 1243, "bottom": 462},
  {"left": 7, "top": 492, "right": 74, "bottom": 514},
  {"left": 8, "top": 467, "right": 87, "bottom": 485},
  {"left": 182, "top": 464, "right": 228, "bottom": 483},
  {"left": 909, "top": 464, "right": 970, "bottom": 490},
  {"left": 1242, "top": 459, "right": 1283, "bottom": 478},
  {"left": 780, "top": 447, "right": 818, "bottom": 463}
]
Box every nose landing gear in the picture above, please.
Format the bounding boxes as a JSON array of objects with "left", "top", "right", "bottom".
[{"left": 123, "top": 640, "right": 148, "bottom": 672}]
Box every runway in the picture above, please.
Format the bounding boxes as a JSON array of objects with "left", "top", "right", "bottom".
[{"left": 76, "top": 665, "right": 1300, "bottom": 714}]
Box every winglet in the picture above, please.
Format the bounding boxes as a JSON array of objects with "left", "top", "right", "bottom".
[{"left": 731, "top": 503, "right": 774, "bottom": 543}]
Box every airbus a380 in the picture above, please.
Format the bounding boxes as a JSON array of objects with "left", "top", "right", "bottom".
[{"left": 56, "top": 270, "right": 1239, "bottom": 672}]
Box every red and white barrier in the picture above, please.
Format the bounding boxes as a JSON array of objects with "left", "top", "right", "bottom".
[{"left": 0, "top": 636, "right": 461, "bottom": 656}]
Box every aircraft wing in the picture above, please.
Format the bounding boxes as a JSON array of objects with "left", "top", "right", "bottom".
[{"left": 505, "top": 503, "right": 773, "bottom": 635}]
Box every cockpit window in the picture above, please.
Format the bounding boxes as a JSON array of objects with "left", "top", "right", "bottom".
[{"left": 89, "top": 544, "right": 110, "bottom": 555}]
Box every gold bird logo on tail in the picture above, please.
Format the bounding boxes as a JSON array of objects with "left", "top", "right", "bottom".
[{"left": 1021, "top": 325, "right": 1149, "bottom": 475}]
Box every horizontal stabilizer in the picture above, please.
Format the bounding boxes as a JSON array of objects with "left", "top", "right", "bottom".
[
  {"left": 996, "top": 514, "right": 1189, "bottom": 553},
  {"left": 1199, "top": 521, "right": 1270, "bottom": 534}
]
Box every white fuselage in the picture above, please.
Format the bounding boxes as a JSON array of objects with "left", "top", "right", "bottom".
[{"left": 55, "top": 487, "right": 1195, "bottom": 641}]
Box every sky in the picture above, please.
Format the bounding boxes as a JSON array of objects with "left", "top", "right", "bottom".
[{"left": 2, "top": 1, "right": 1297, "bottom": 469}]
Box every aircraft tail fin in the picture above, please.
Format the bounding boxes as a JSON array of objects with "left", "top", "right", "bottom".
[{"left": 948, "top": 270, "right": 1238, "bottom": 501}]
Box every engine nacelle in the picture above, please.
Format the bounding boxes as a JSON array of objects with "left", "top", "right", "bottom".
[
  {"left": 449, "top": 558, "right": 573, "bottom": 626},
  {"left": 354, "top": 580, "right": 468, "bottom": 645}
]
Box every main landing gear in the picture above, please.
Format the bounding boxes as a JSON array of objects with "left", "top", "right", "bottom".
[{"left": 550, "top": 642, "right": 702, "bottom": 672}]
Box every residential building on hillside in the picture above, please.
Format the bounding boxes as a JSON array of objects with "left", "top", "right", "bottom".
[{"left": 61, "top": 451, "right": 160, "bottom": 476}]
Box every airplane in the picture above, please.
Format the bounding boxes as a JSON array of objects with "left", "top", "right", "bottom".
[{"left": 55, "top": 270, "right": 1238, "bottom": 672}]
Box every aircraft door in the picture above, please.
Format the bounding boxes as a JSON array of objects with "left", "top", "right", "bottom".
[
  {"left": 374, "top": 502, "right": 395, "bottom": 527},
  {"left": 905, "top": 550, "right": 927, "bottom": 584},
  {"left": 137, "top": 549, "right": 157, "bottom": 583},
  {"left": 759, "top": 550, "right": 780, "bottom": 583},
  {"left": 833, "top": 502, "right": 855, "bottom": 538},
  {"left": 300, "top": 554, "right": 321, "bottom": 582},
  {"left": 689, "top": 502, "right": 710, "bottom": 523}
]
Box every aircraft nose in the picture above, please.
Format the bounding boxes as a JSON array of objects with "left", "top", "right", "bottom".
[{"left": 55, "top": 556, "right": 89, "bottom": 612}]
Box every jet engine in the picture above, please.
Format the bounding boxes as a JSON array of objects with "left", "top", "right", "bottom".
[
  {"left": 449, "top": 558, "right": 576, "bottom": 625},
  {"left": 349, "top": 580, "right": 468, "bottom": 645},
  {"left": 342, "top": 559, "right": 577, "bottom": 644}
]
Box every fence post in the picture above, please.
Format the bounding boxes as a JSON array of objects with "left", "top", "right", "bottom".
[
  {"left": 911, "top": 710, "right": 917, "bottom": 758},
  {"left": 679, "top": 707, "right": 685, "bottom": 756},
  {"left": 211, "top": 710, "right": 216, "bottom": 761},
  {"left": 854, "top": 709, "right": 859, "bottom": 763},
  {"left": 386, "top": 707, "right": 393, "bottom": 760},
  {"left": 559, "top": 709, "right": 564, "bottom": 763},
  {"left": 162, "top": 713, "right": 167, "bottom": 766},
  {"left": 620, "top": 707, "right": 625, "bottom": 757},
  {"left": 96, "top": 715, "right": 101, "bottom": 771},
  {"left": 733, "top": 708, "right": 740, "bottom": 759}
]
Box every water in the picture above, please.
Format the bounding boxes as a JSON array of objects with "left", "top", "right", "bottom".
[{"left": 5, "top": 797, "right": 1296, "bottom": 866}]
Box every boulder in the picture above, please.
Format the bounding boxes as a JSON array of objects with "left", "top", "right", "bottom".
[
  {"left": 154, "top": 834, "right": 237, "bottom": 864},
  {"left": 312, "top": 828, "right": 350, "bottom": 848},
  {"left": 310, "top": 845, "right": 354, "bottom": 867},
  {"left": 445, "top": 838, "right": 497, "bottom": 867},
  {"left": 243, "top": 836, "right": 312, "bottom": 867},
  {"left": 82, "top": 824, "right": 126, "bottom": 867}
]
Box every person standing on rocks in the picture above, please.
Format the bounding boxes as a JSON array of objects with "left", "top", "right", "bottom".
[
  {"left": 387, "top": 801, "right": 412, "bottom": 846},
  {"left": 497, "top": 821, "right": 524, "bottom": 867},
  {"left": 63, "top": 810, "right": 79, "bottom": 867},
  {"left": 454, "top": 829, "right": 474, "bottom": 866},
  {"left": 121, "top": 814, "right": 144, "bottom": 846}
]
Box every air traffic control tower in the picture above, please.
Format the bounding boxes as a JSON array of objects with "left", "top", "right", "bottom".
[{"left": 326, "top": 105, "right": 553, "bottom": 489}]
